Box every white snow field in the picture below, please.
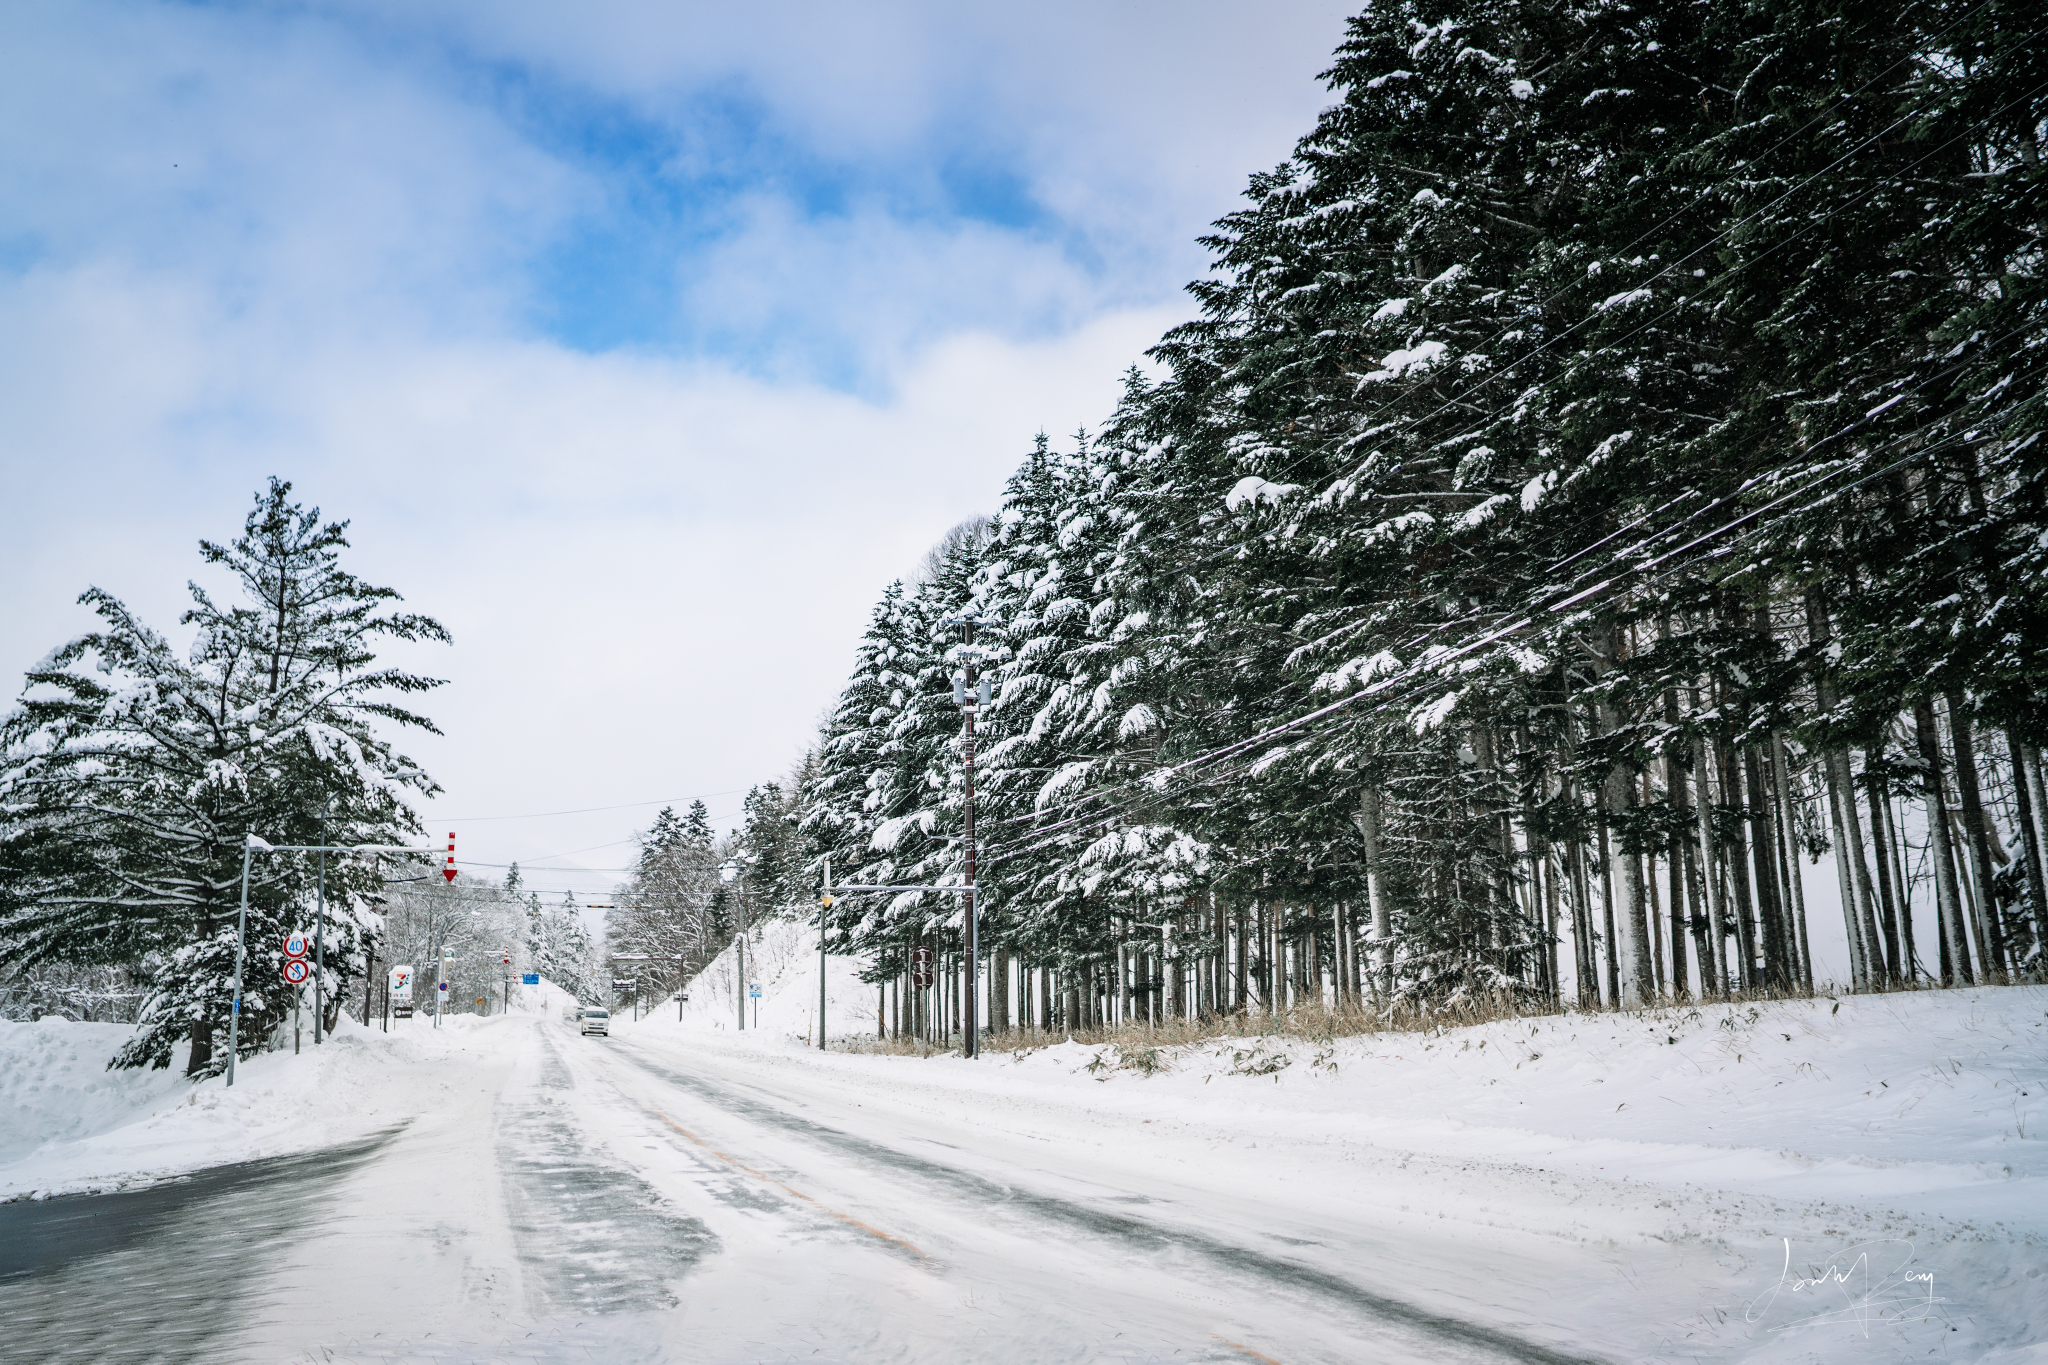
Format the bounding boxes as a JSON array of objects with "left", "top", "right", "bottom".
[{"left": 0, "top": 957, "right": 2040, "bottom": 1365}]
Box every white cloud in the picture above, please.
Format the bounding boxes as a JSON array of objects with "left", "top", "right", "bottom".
[{"left": 0, "top": 0, "right": 1356, "bottom": 889}]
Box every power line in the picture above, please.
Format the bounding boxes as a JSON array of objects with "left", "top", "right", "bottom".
[
  {"left": 426, "top": 790, "right": 745, "bottom": 823},
  {"left": 972, "top": 359, "right": 2021, "bottom": 864},
  {"left": 1070, "top": 53, "right": 2048, "bottom": 598}
]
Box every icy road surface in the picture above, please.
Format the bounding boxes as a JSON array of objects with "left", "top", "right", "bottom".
[{"left": 1, "top": 982, "right": 2042, "bottom": 1364}]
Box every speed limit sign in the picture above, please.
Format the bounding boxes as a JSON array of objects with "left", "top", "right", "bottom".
[
  {"left": 284, "top": 958, "right": 311, "bottom": 985},
  {"left": 283, "top": 933, "right": 310, "bottom": 960}
]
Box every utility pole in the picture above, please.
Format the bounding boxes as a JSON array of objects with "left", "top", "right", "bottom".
[
  {"left": 819, "top": 858, "right": 831, "bottom": 1050},
  {"left": 829, "top": 618, "right": 993, "bottom": 1059},
  {"left": 723, "top": 856, "right": 751, "bottom": 1031},
  {"left": 314, "top": 796, "right": 332, "bottom": 1044},
  {"left": 946, "top": 614, "right": 990, "bottom": 1060}
]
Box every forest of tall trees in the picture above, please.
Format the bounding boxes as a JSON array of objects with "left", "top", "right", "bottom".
[{"left": 784, "top": 0, "right": 2045, "bottom": 1039}]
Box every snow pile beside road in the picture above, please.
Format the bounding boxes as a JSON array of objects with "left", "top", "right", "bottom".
[
  {"left": 985, "top": 985, "right": 2048, "bottom": 1205},
  {"left": 0, "top": 1019, "right": 189, "bottom": 1169},
  {"left": 626, "top": 916, "right": 875, "bottom": 1044},
  {"left": 0, "top": 1012, "right": 558, "bottom": 1202}
]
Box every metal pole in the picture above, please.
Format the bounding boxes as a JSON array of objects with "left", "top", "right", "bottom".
[
  {"left": 819, "top": 857, "right": 830, "bottom": 1050},
  {"left": 433, "top": 909, "right": 444, "bottom": 1029},
  {"left": 963, "top": 622, "right": 979, "bottom": 1061},
  {"left": 735, "top": 862, "right": 748, "bottom": 1031},
  {"left": 228, "top": 839, "right": 252, "bottom": 1086},
  {"left": 314, "top": 798, "right": 329, "bottom": 1044}
]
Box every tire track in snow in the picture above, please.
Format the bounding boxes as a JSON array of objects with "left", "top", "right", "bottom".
[
  {"left": 497, "top": 1031, "right": 717, "bottom": 1315},
  {"left": 608, "top": 1040, "right": 1603, "bottom": 1365}
]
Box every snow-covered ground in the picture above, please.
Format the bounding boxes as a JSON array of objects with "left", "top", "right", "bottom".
[
  {"left": 0, "top": 978, "right": 584, "bottom": 1202},
  {"left": 635, "top": 914, "right": 878, "bottom": 1042},
  {"left": 0, "top": 963, "right": 2041, "bottom": 1364}
]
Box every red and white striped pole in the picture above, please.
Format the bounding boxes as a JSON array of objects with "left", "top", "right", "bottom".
[{"left": 436, "top": 832, "right": 455, "bottom": 1028}]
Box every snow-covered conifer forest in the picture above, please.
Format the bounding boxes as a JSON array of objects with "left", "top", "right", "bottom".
[{"left": 772, "top": 0, "right": 2048, "bottom": 1035}]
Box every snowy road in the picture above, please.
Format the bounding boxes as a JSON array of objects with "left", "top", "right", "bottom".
[
  {"left": 0, "top": 1017, "right": 1592, "bottom": 1364},
  {"left": 4, "top": 987, "right": 2041, "bottom": 1364},
  {"left": 582, "top": 1033, "right": 1590, "bottom": 1365}
]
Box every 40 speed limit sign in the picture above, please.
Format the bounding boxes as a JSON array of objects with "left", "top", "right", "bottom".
[
  {"left": 283, "top": 933, "right": 310, "bottom": 960},
  {"left": 283, "top": 958, "right": 312, "bottom": 985}
]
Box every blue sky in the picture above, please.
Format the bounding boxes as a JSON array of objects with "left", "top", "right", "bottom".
[{"left": 0, "top": 0, "right": 1356, "bottom": 892}]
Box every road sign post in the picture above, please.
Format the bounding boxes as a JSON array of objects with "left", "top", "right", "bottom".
[{"left": 225, "top": 835, "right": 437, "bottom": 1085}]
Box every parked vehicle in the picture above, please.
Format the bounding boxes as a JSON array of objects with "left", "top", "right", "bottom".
[{"left": 578, "top": 1008, "right": 609, "bottom": 1037}]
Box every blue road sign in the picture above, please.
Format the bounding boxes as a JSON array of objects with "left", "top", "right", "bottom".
[
  {"left": 521, "top": 973, "right": 540, "bottom": 985},
  {"left": 748, "top": 984, "right": 762, "bottom": 999}
]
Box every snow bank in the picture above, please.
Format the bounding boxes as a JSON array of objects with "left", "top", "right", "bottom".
[
  {"left": 0, "top": 1019, "right": 188, "bottom": 1169},
  {"left": 616, "top": 916, "right": 877, "bottom": 1045},
  {"left": 624, "top": 984, "right": 2048, "bottom": 1362},
  {"left": 974, "top": 986, "right": 2048, "bottom": 1209},
  {"left": 0, "top": 999, "right": 577, "bottom": 1202}
]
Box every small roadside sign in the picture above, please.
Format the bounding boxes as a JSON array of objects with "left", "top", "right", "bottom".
[
  {"left": 521, "top": 972, "right": 540, "bottom": 985},
  {"left": 389, "top": 965, "right": 413, "bottom": 1002},
  {"left": 283, "top": 959, "right": 311, "bottom": 984},
  {"left": 394, "top": 1004, "right": 413, "bottom": 1019},
  {"left": 284, "top": 933, "right": 310, "bottom": 960},
  {"left": 748, "top": 983, "right": 762, "bottom": 999},
  {"left": 438, "top": 981, "right": 449, "bottom": 994}
]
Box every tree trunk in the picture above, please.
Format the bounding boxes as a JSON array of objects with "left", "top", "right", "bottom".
[
  {"left": 1357, "top": 788, "right": 1392, "bottom": 1000},
  {"left": 1743, "top": 744, "right": 1789, "bottom": 989},
  {"left": 1565, "top": 796, "right": 1599, "bottom": 1008},
  {"left": 1591, "top": 643, "right": 1653, "bottom": 1003},
  {"left": 1642, "top": 774, "right": 1665, "bottom": 998},
  {"left": 186, "top": 1018, "right": 214, "bottom": 1077},
  {"left": 1694, "top": 735, "right": 1733, "bottom": 995},
  {"left": 1805, "top": 589, "right": 1885, "bottom": 988},
  {"left": 1914, "top": 697, "right": 1973, "bottom": 984},
  {"left": 1946, "top": 693, "right": 2008, "bottom": 978},
  {"left": 2009, "top": 733, "right": 2048, "bottom": 963},
  {"left": 1717, "top": 739, "right": 1761, "bottom": 990},
  {"left": 1770, "top": 732, "right": 1814, "bottom": 989},
  {"left": 1869, "top": 772, "right": 1918, "bottom": 981},
  {"left": 1862, "top": 760, "right": 1904, "bottom": 982},
  {"left": 1233, "top": 901, "right": 1249, "bottom": 1012},
  {"left": 1662, "top": 690, "right": 1692, "bottom": 1000},
  {"left": 1597, "top": 820, "right": 1620, "bottom": 1008}
]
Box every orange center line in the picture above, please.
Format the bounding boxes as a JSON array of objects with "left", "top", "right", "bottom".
[
  {"left": 1213, "top": 1335, "right": 1284, "bottom": 1365},
  {"left": 650, "top": 1107, "right": 928, "bottom": 1260}
]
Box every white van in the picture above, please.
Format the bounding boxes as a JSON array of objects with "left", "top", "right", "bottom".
[{"left": 578, "top": 1008, "right": 609, "bottom": 1037}]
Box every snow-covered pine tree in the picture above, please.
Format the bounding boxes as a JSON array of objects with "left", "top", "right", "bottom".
[
  {"left": 0, "top": 479, "right": 446, "bottom": 1074},
  {"left": 527, "top": 890, "right": 597, "bottom": 1003},
  {"left": 609, "top": 802, "right": 721, "bottom": 986}
]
